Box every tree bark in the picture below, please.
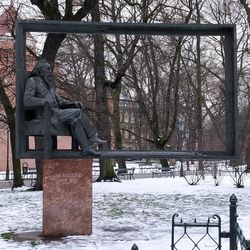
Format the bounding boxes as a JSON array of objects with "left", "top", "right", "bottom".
[
  {"left": 246, "top": 114, "right": 250, "bottom": 170},
  {"left": 240, "top": 0, "right": 250, "bottom": 173},
  {"left": 91, "top": 2, "right": 118, "bottom": 182},
  {"left": 33, "top": 138, "right": 43, "bottom": 191},
  {"left": 0, "top": 80, "right": 23, "bottom": 188},
  {"left": 111, "top": 90, "right": 126, "bottom": 170},
  {"left": 108, "top": 33, "right": 140, "bottom": 171},
  {"left": 31, "top": 0, "right": 99, "bottom": 67},
  {"left": 196, "top": 0, "right": 203, "bottom": 173},
  {"left": 239, "top": 0, "right": 250, "bottom": 24}
]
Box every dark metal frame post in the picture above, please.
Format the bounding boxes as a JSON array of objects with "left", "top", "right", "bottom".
[
  {"left": 229, "top": 194, "right": 238, "bottom": 250},
  {"left": 15, "top": 20, "right": 26, "bottom": 158},
  {"left": 224, "top": 27, "right": 238, "bottom": 156},
  {"left": 16, "top": 21, "right": 238, "bottom": 160}
]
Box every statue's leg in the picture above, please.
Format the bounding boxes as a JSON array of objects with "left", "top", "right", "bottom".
[
  {"left": 79, "top": 112, "right": 106, "bottom": 144},
  {"left": 79, "top": 111, "right": 97, "bottom": 139},
  {"left": 70, "top": 119, "right": 89, "bottom": 149},
  {"left": 54, "top": 108, "right": 104, "bottom": 152},
  {"left": 55, "top": 108, "right": 96, "bottom": 139},
  {"left": 70, "top": 119, "right": 100, "bottom": 156}
]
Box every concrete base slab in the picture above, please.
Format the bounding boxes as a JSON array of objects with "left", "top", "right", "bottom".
[{"left": 13, "top": 231, "right": 43, "bottom": 242}]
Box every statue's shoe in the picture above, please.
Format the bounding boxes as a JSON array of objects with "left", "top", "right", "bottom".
[
  {"left": 89, "top": 136, "right": 107, "bottom": 144},
  {"left": 81, "top": 147, "right": 101, "bottom": 157}
]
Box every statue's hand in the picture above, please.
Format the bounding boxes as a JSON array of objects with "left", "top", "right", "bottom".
[
  {"left": 46, "top": 98, "right": 58, "bottom": 108},
  {"left": 74, "top": 101, "right": 84, "bottom": 110}
]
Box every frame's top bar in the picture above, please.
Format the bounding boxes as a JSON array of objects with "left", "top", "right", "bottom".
[{"left": 16, "top": 20, "right": 235, "bottom": 36}]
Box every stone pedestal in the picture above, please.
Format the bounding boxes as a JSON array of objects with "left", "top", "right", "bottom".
[{"left": 42, "top": 158, "right": 92, "bottom": 237}]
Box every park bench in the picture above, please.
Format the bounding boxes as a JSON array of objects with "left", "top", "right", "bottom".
[
  {"left": 116, "top": 168, "right": 135, "bottom": 180},
  {"left": 152, "top": 167, "right": 174, "bottom": 178},
  {"left": 138, "top": 165, "right": 155, "bottom": 173},
  {"left": 138, "top": 162, "right": 162, "bottom": 173}
]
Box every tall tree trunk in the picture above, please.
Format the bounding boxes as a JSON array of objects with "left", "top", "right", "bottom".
[
  {"left": 239, "top": 0, "right": 250, "bottom": 171},
  {"left": 0, "top": 80, "right": 23, "bottom": 188},
  {"left": 91, "top": 2, "right": 118, "bottom": 182},
  {"left": 41, "top": 34, "right": 66, "bottom": 67},
  {"left": 239, "top": 0, "right": 250, "bottom": 24},
  {"left": 33, "top": 138, "right": 43, "bottom": 190},
  {"left": 155, "top": 143, "right": 170, "bottom": 168},
  {"left": 247, "top": 127, "right": 250, "bottom": 171},
  {"left": 196, "top": 0, "right": 203, "bottom": 174},
  {"left": 112, "top": 91, "right": 126, "bottom": 170},
  {"left": 9, "top": 120, "right": 23, "bottom": 188},
  {"left": 107, "top": 35, "right": 140, "bottom": 172}
]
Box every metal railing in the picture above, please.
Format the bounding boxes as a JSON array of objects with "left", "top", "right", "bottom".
[
  {"left": 229, "top": 194, "right": 250, "bottom": 250},
  {"left": 171, "top": 194, "right": 250, "bottom": 250},
  {"left": 236, "top": 223, "right": 250, "bottom": 250},
  {"left": 171, "top": 214, "right": 222, "bottom": 249}
]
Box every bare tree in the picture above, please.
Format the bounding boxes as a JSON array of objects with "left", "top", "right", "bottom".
[
  {"left": 28, "top": 0, "right": 99, "bottom": 189},
  {"left": 205, "top": 0, "right": 250, "bottom": 167},
  {"left": 121, "top": 1, "right": 193, "bottom": 168},
  {"left": 239, "top": 0, "right": 250, "bottom": 170},
  {"left": 103, "top": 0, "right": 166, "bottom": 172},
  {"left": 0, "top": 4, "right": 23, "bottom": 188},
  {"left": 239, "top": 0, "right": 250, "bottom": 24}
]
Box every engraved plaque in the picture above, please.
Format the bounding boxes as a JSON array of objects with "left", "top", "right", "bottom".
[{"left": 42, "top": 158, "right": 92, "bottom": 236}]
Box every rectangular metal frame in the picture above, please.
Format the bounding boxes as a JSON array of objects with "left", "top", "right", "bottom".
[{"left": 16, "top": 20, "right": 238, "bottom": 160}]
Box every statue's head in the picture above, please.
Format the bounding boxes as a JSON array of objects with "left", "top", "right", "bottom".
[
  {"left": 32, "top": 59, "right": 54, "bottom": 87},
  {"left": 32, "top": 59, "right": 52, "bottom": 76}
]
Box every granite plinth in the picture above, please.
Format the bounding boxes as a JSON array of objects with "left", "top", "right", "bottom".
[{"left": 43, "top": 158, "right": 92, "bottom": 237}]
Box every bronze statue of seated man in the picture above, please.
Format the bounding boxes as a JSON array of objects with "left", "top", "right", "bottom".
[{"left": 23, "top": 59, "right": 106, "bottom": 156}]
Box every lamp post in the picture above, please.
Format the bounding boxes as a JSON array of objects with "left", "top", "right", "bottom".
[{"left": 5, "top": 128, "right": 9, "bottom": 180}]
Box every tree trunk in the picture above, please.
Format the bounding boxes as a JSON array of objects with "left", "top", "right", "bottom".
[
  {"left": 111, "top": 87, "right": 126, "bottom": 170},
  {"left": 33, "top": 138, "right": 43, "bottom": 190},
  {"left": 179, "top": 161, "right": 184, "bottom": 177},
  {"left": 239, "top": 0, "right": 250, "bottom": 25},
  {"left": 156, "top": 143, "right": 170, "bottom": 169},
  {"left": 196, "top": 0, "right": 203, "bottom": 174},
  {"left": 9, "top": 122, "right": 23, "bottom": 188},
  {"left": 0, "top": 80, "right": 23, "bottom": 188},
  {"left": 108, "top": 34, "right": 140, "bottom": 171},
  {"left": 41, "top": 34, "right": 66, "bottom": 67},
  {"left": 91, "top": 2, "right": 118, "bottom": 182},
  {"left": 33, "top": 159, "right": 43, "bottom": 190},
  {"left": 247, "top": 133, "right": 250, "bottom": 171},
  {"left": 160, "top": 159, "right": 170, "bottom": 169}
]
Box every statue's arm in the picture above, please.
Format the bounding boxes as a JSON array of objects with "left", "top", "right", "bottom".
[
  {"left": 23, "top": 78, "right": 46, "bottom": 109},
  {"left": 56, "top": 94, "right": 75, "bottom": 107},
  {"left": 56, "top": 94, "right": 84, "bottom": 109}
]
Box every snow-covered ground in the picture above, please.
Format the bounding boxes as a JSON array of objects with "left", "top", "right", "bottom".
[{"left": 0, "top": 173, "right": 249, "bottom": 250}]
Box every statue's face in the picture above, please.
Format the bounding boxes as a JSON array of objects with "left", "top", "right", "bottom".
[
  {"left": 39, "top": 63, "right": 52, "bottom": 78},
  {"left": 38, "top": 63, "right": 54, "bottom": 86}
]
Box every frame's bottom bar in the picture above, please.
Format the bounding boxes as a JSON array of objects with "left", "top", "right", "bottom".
[{"left": 18, "top": 150, "right": 237, "bottom": 160}]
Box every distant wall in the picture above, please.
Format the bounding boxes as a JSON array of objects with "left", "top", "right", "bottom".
[{"left": 0, "top": 128, "right": 35, "bottom": 172}]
